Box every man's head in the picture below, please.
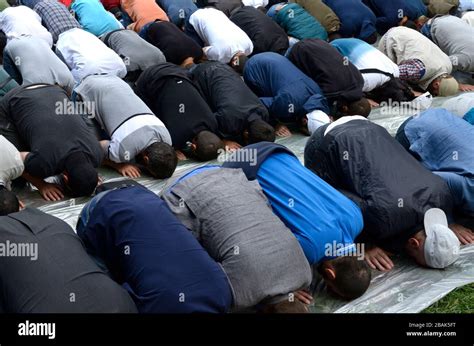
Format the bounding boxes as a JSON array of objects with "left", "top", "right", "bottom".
[
  {"left": 191, "top": 130, "right": 225, "bottom": 161},
  {"left": 0, "top": 187, "right": 20, "bottom": 216},
  {"left": 428, "top": 75, "right": 459, "bottom": 97},
  {"left": 230, "top": 52, "right": 248, "bottom": 74},
  {"left": 246, "top": 119, "right": 276, "bottom": 144},
  {"left": 267, "top": 3, "right": 286, "bottom": 18},
  {"left": 367, "top": 78, "right": 416, "bottom": 104},
  {"left": 405, "top": 208, "right": 460, "bottom": 269},
  {"left": 140, "top": 142, "right": 178, "bottom": 179},
  {"left": 64, "top": 152, "right": 98, "bottom": 197},
  {"left": 333, "top": 98, "right": 371, "bottom": 120},
  {"left": 318, "top": 256, "right": 371, "bottom": 300}
]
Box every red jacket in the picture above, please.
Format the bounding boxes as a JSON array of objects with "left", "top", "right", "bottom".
[
  {"left": 101, "top": 0, "right": 121, "bottom": 10},
  {"left": 59, "top": 0, "right": 73, "bottom": 8}
]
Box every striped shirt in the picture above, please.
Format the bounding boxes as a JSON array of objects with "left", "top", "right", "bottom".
[{"left": 34, "top": 0, "right": 81, "bottom": 43}]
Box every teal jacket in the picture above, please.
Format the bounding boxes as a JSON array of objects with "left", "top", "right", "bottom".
[
  {"left": 274, "top": 3, "right": 328, "bottom": 40},
  {"left": 0, "top": 68, "right": 18, "bottom": 99}
]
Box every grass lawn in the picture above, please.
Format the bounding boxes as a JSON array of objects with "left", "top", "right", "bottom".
[{"left": 423, "top": 283, "right": 474, "bottom": 313}]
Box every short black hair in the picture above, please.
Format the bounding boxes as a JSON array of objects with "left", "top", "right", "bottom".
[
  {"left": 0, "top": 187, "right": 20, "bottom": 216},
  {"left": 144, "top": 142, "right": 177, "bottom": 179},
  {"left": 330, "top": 256, "right": 372, "bottom": 300},
  {"left": 194, "top": 130, "right": 224, "bottom": 161},
  {"left": 333, "top": 98, "right": 371, "bottom": 120},
  {"left": 65, "top": 152, "right": 98, "bottom": 197},
  {"left": 248, "top": 118, "right": 276, "bottom": 144},
  {"left": 367, "top": 78, "right": 416, "bottom": 104}
]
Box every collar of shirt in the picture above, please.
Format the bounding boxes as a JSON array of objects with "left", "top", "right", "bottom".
[{"left": 324, "top": 115, "right": 368, "bottom": 137}]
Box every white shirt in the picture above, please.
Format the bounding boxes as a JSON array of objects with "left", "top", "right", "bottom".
[
  {"left": 242, "top": 0, "right": 269, "bottom": 7},
  {"left": 56, "top": 28, "right": 127, "bottom": 83},
  {"left": 189, "top": 8, "right": 253, "bottom": 64},
  {"left": 0, "top": 136, "right": 24, "bottom": 190},
  {"left": 462, "top": 11, "right": 474, "bottom": 27},
  {"left": 307, "top": 110, "right": 330, "bottom": 134},
  {"left": 0, "top": 6, "right": 53, "bottom": 47},
  {"left": 324, "top": 116, "right": 368, "bottom": 137},
  {"left": 108, "top": 114, "right": 172, "bottom": 163},
  {"left": 352, "top": 46, "right": 399, "bottom": 92}
]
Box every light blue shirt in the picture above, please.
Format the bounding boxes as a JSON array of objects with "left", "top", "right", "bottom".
[{"left": 459, "top": 0, "right": 474, "bottom": 12}]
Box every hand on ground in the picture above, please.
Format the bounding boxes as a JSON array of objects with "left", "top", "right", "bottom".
[
  {"left": 294, "top": 290, "right": 314, "bottom": 305},
  {"left": 176, "top": 150, "right": 187, "bottom": 161},
  {"left": 275, "top": 124, "right": 292, "bottom": 137},
  {"left": 117, "top": 164, "right": 141, "bottom": 178},
  {"left": 222, "top": 140, "right": 242, "bottom": 152},
  {"left": 450, "top": 224, "right": 474, "bottom": 245},
  {"left": 367, "top": 98, "right": 379, "bottom": 108},
  {"left": 364, "top": 246, "right": 394, "bottom": 272},
  {"left": 459, "top": 84, "right": 474, "bottom": 92},
  {"left": 38, "top": 183, "right": 64, "bottom": 201}
]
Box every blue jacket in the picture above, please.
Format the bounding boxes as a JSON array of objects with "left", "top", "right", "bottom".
[
  {"left": 76, "top": 186, "right": 233, "bottom": 313},
  {"left": 243, "top": 52, "right": 329, "bottom": 121},
  {"left": 223, "top": 142, "right": 363, "bottom": 265},
  {"left": 323, "top": 0, "right": 376, "bottom": 40},
  {"left": 363, "top": 0, "right": 427, "bottom": 34},
  {"left": 396, "top": 109, "right": 474, "bottom": 215}
]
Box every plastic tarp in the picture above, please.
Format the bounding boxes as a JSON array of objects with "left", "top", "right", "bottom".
[{"left": 13, "top": 93, "right": 474, "bottom": 313}]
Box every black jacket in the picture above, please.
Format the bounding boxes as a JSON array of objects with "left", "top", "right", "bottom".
[
  {"left": 136, "top": 63, "right": 218, "bottom": 148},
  {"left": 304, "top": 119, "right": 453, "bottom": 252},
  {"left": 0, "top": 208, "right": 137, "bottom": 313},
  {"left": 207, "top": 0, "right": 243, "bottom": 16},
  {"left": 230, "top": 6, "right": 289, "bottom": 55},
  {"left": 288, "top": 39, "right": 364, "bottom": 103},
  {"left": 146, "top": 21, "right": 203, "bottom": 65},
  {"left": 192, "top": 61, "right": 269, "bottom": 140}
]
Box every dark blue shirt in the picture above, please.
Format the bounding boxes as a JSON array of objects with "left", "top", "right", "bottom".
[
  {"left": 77, "top": 186, "right": 233, "bottom": 313},
  {"left": 324, "top": 0, "right": 377, "bottom": 40},
  {"left": 243, "top": 52, "right": 329, "bottom": 121}
]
